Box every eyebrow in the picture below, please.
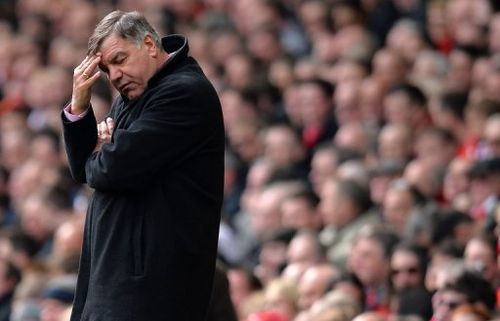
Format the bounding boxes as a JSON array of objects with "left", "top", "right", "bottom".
[{"left": 99, "top": 52, "right": 126, "bottom": 73}]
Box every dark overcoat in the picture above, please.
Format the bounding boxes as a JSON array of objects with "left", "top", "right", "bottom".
[{"left": 62, "top": 35, "right": 225, "bottom": 321}]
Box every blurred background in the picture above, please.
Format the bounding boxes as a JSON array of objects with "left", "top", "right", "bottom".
[{"left": 0, "top": 0, "right": 499, "bottom": 321}]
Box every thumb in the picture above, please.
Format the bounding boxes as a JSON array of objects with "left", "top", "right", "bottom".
[{"left": 106, "top": 117, "right": 115, "bottom": 134}]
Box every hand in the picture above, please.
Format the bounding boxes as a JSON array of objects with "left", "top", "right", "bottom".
[
  {"left": 94, "top": 117, "right": 114, "bottom": 152},
  {"left": 71, "top": 55, "right": 101, "bottom": 114}
]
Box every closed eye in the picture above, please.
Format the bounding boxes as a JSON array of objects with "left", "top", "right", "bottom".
[{"left": 98, "top": 63, "right": 109, "bottom": 74}]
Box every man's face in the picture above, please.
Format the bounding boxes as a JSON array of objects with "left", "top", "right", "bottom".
[
  {"left": 383, "top": 92, "right": 412, "bottom": 125},
  {"left": 464, "top": 239, "right": 497, "bottom": 282},
  {"left": 98, "top": 33, "right": 159, "bottom": 100},
  {"left": 390, "top": 250, "right": 422, "bottom": 291},
  {"left": 318, "top": 180, "right": 354, "bottom": 228},
  {"left": 348, "top": 238, "right": 388, "bottom": 286},
  {"left": 382, "top": 189, "right": 413, "bottom": 232},
  {"left": 432, "top": 289, "right": 467, "bottom": 321},
  {"left": 484, "top": 119, "right": 500, "bottom": 157}
]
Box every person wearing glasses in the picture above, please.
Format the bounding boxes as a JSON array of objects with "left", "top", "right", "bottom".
[
  {"left": 431, "top": 271, "right": 496, "bottom": 321},
  {"left": 390, "top": 242, "right": 428, "bottom": 292}
]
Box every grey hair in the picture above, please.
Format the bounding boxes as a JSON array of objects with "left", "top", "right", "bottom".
[{"left": 87, "top": 11, "right": 161, "bottom": 55}]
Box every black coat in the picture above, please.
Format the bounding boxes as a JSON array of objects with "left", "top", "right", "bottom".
[{"left": 62, "top": 35, "right": 225, "bottom": 321}]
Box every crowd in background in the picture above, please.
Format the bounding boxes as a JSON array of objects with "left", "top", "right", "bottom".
[{"left": 0, "top": 0, "right": 499, "bottom": 321}]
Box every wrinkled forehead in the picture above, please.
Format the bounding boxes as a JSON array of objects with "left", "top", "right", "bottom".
[{"left": 98, "top": 33, "right": 132, "bottom": 54}]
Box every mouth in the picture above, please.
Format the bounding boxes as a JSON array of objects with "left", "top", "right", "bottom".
[{"left": 119, "top": 83, "right": 131, "bottom": 92}]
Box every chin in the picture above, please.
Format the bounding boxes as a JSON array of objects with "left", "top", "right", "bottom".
[{"left": 126, "top": 89, "right": 144, "bottom": 100}]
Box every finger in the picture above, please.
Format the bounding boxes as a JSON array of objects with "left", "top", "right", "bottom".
[
  {"left": 76, "top": 56, "right": 91, "bottom": 70},
  {"left": 76, "top": 56, "right": 96, "bottom": 73},
  {"left": 82, "top": 70, "right": 101, "bottom": 84},
  {"left": 98, "top": 121, "right": 107, "bottom": 136},
  {"left": 106, "top": 117, "right": 114, "bottom": 134},
  {"left": 103, "top": 121, "right": 110, "bottom": 135},
  {"left": 76, "top": 55, "right": 99, "bottom": 76},
  {"left": 83, "top": 56, "right": 101, "bottom": 77}
]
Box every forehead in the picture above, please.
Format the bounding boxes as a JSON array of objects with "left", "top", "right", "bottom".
[
  {"left": 99, "top": 34, "right": 135, "bottom": 59},
  {"left": 355, "top": 237, "right": 384, "bottom": 254},
  {"left": 439, "top": 289, "right": 467, "bottom": 301},
  {"left": 392, "top": 250, "right": 418, "bottom": 263}
]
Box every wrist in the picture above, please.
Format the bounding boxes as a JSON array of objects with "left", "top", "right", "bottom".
[{"left": 69, "top": 101, "right": 88, "bottom": 115}]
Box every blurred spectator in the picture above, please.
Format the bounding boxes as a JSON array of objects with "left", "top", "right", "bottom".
[
  {"left": 0, "top": 258, "right": 21, "bottom": 321},
  {"left": 467, "top": 158, "right": 500, "bottom": 224},
  {"left": 262, "top": 124, "right": 306, "bottom": 175},
  {"left": 281, "top": 190, "right": 321, "bottom": 231},
  {"left": 296, "top": 78, "right": 337, "bottom": 153},
  {"left": 482, "top": 114, "right": 500, "bottom": 158},
  {"left": 358, "top": 77, "right": 387, "bottom": 129},
  {"left": 372, "top": 49, "right": 407, "bottom": 89},
  {"left": 431, "top": 271, "right": 496, "bottom": 321},
  {"left": 413, "top": 127, "right": 457, "bottom": 169},
  {"left": 381, "top": 179, "right": 422, "bottom": 237},
  {"left": 377, "top": 124, "right": 414, "bottom": 164},
  {"left": 263, "top": 278, "right": 298, "bottom": 321},
  {"left": 49, "top": 217, "right": 83, "bottom": 276},
  {"left": 330, "top": 272, "right": 365, "bottom": 309},
  {"left": 297, "top": 263, "right": 339, "bottom": 311},
  {"left": 307, "top": 290, "right": 362, "bottom": 321},
  {"left": 450, "top": 304, "right": 491, "bottom": 321},
  {"left": 462, "top": 99, "right": 500, "bottom": 160},
  {"left": 386, "top": 19, "right": 429, "bottom": 65},
  {"left": 286, "top": 231, "right": 324, "bottom": 267},
  {"left": 207, "top": 264, "right": 238, "bottom": 321},
  {"left": 19, "top": 188, "right": 72, "bottom": 259},
  {"left": 393, "top": 286, "right": 433, "bottom": 321},
  {"left": 39, "top": 275, "right": 76, "bottom": 321},
  {"left": 347, "top": 225, "right": 400, "bottom": 315},
  {"left": 319, "top": 179, "right": 379, "bottom": 265},
  {"left": 463, "top": 234, "right": 498, "bottom": 284},
  {"left": 228, "top": 266, "right": 263, "bottom": 319},
  {"left": 445, "top": 48, "right": 475, "bottom": 93},
  {"left": 383, "top": 83, "right": 430, "bottom": 131},
  {"left": 404, "top": 159, "right": 443, "bottom": 202},
  {"left": 336, "top": 160, "right": 370, "bottom": 189},
  {"left": 390, "top": 242, "right": 428, "bottom": 292},
  {"left": 432, "top": 212, "right": 475, "bottom": 248},
  {"left": 430, "top": 92, "right": 468, "bottom": 148},
  {"left": 0, "top": 228, "right": 39, "bottom": 272},
  {"left": 425, "top": 240, "right": 465, "bottom": 293},
  {"left": 333, "top": 123, "right": 370, "bottom": 157},
  {"left": 0, "top": 1, "right": 499, "bottom": 320},
  {"left": 308, "top": 144, "right": 358, "bottom": 195},
  {"left": 443, "top": 158, "right": 472, "bottom": 211},
  {"left": 245, "top": 310, "right": 288, "bottom": 321},
  {"left": 352, "top": 312, "right": 386, "bottom": 321},
  {"left": 368, "top": 160, "right": 406, "bottom": 210}
]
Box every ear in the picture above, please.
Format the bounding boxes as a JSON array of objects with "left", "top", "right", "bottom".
[{"left": 143, "top": 35, "right": 158, "bottom": 57}]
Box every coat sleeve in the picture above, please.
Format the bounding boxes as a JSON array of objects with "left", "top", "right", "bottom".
[
  {"left": 85, "top": 77, "right": 217, "bottom": 192},
  {"left": 62, "top": 108, "right": 98, "bottom": 184}
]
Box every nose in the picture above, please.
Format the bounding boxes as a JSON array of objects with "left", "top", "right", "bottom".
[{"left": 108, "top": 66, "right": 122, "bottom": 83}]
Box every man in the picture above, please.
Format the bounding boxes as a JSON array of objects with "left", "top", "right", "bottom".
[
  {"left": 41, "top": 275, "right": 77, "bottom": 321},
  {"left": 318, "top": 179, "right": 380, "bottom": 266},
  {"left": 483, "top": 114, "right": 500, "bottom": 158},
  {"left": 0, "top": 258, "right": 21, "bottom": 321},
  {"left": 463, "top": 234, "right": 498, "bottom": 284},
  {"left": 431, "top": 271, "right": 496, "bottom": 321},
  {"left": 297, "top": 263, "right": 339, "bottom": 311},
  {"left": 347, "top": 225, "right": 399, "bottom": 315},
  {"left": 390, "top": 242, "right": 427, "bottom": 292},
  {"left": 61, "top": 11, "right": 224, "bottom": 321}
]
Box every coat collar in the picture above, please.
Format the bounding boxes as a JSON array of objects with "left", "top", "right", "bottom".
[{"left": 147, "top": 34, "right": 189, "bottom": 88}]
